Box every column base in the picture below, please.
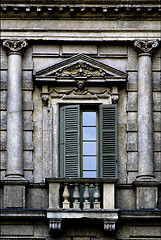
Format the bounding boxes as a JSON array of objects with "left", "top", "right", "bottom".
[
  {"left": 133, "top": 176, "right": 160, "bottom": 209},
  {"left": 1, "top": 179, "right": 28, "bottom": 208}
]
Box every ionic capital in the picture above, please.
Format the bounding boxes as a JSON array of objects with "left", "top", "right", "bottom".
[
  {"left": 2, "top": 40, "right": 28, "bottom": 55},
  {"left": 134, "top": 39, "right": 159, "bottom": 55}
]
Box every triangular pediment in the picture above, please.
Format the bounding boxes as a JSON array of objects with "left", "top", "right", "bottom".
[{"left": 34, "top": 54, "right": 127, "bottom": 82}]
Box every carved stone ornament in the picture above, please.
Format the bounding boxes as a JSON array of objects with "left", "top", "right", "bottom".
[
  {"left": 52, "top": 61, "right": 109, "bottom": 79},
  {"left": 41, "top": 93, "right": 49, "bottom": 107},
  {"left": 53, "top": 81, "right": 108, "bottom": 97},
  {"left": 104, "top": 219, "right": 116, "bottom": 232},
  {"left": 49, "top": 219, "right": 62, "bottom": 234},
  {"left": 134, "top": 39, "right": 159, "bottom": 54},
  {"left": 34, "top": 54, "right": 127, "bottom": 83},
  {"left": 3, "top": 40, "right": 28, "bottom": 55}
]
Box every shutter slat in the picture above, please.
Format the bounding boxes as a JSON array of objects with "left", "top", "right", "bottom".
[
  {"left": 99, "top": 104, "right": 117, "bottom": 178},
  {"left": 60, "top": 105, "right": 80, "bottom": 178}
]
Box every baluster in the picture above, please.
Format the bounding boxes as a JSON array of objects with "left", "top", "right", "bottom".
[
  {"left": 93, "top": 183, "right": 101, "bottom": 209},
  {"left": 62, "top": 183, "right": 70, "bottom": 209},
  {"left": 83, "top": 183, "right": 90, "bottom": 209},
  {"left": 73, "top": 183, "right": 80, "bottom": 209}
]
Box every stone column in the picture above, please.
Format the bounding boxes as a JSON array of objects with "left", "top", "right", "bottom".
[
  {"left": 134, "top": 39, "right": 159, "bottom": 209},
  {"left": 3, "top": 40, "right": 28, "bottom": 179},
  {"left": 2, "top": 40, "right": 28, "bottom": 208}
]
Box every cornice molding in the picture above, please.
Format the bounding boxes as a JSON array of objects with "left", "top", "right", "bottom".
[{"left": 1, "top": 3, "right": 161, "bottom": 19}]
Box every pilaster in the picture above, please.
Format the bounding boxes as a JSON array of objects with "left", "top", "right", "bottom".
[
  {"left": 2, "top": 39, "right": 28, "bottom": 208},
  {"left": 134, "top": 39, "right": 159, "bottom": 209}
]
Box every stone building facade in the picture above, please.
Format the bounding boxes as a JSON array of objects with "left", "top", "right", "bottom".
[{"left": 0, "top": 0, "right": 161, "bottom": 239}]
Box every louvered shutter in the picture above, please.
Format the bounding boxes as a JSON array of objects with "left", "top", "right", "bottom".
[
  {"left": 99, "top": 104, "right": 117, "bottom": 178},
  {"left": 59, "top": 105, "right": 80, "bottom": 178}
]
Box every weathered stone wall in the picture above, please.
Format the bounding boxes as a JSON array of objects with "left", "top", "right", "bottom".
[{"left": 0, "top": 1, "right": 161, "bottom": 238}]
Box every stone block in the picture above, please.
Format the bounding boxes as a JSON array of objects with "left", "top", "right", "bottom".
[
  {"left": 1, "top": 225, "right": 33, "bottom": 236},
  {"left": 4, "top": 184, "right": 26, "bottom": 208},
  {"left": 23, "top": 90, "right": 33, "bottom": 101},
  {"left": 0, "top": 151, "right": 7, "bottom": 170},
  {"left": 135, "top": 185, "right": 158, "bottom": 209},
  {"left": 22, "top": 46, "right": 33, "bottom": 70},
  {"left": 126, "top": 82, "right": 137, "bottom": 92},
  {"left": 127, "top": 132, "right": 137, "bottom": 152},
  {"left": 26, "top": 187, "right": 48, "bottom": 208},
  {"left": 130, "top": 226, "right": 161, "bottom": 237},
  {"left": 22, "top": 70, "right": 33, "bottom": 82},
  {"left": 116, "top": 189, "right": 135, "bottom": 209},
  {"left": 62, "top": 44, "right": 97, "bottom": 55},
  {"left": 103, "top": 183, "right": 115, "bottom": 209},
  {"left": 0, "top": 70, "right": 7, "bottom": 82},
  {"left": 154, "top": 132, "right": 161, "bottom": 152},
  {"left": 126, "top": 72, "right": 138, "bottom": 91},
  {"left": 127, "top": 152, "right": 138, "bottom": 171},
  {"left": 127, "top": 122, "right": 137, "bottom": 132},
  {"left": 127, "top": 172, "right": 138, "bottom": 184},
  {"left": 126, "top": 102, "right": 137, "bottom": 112},
  {"left": 154, "top": 152, "right": 161, "bottom": 172},
  {"left": 23, "top": 101, "right": 34, "bottom": 111},
  {"left": 23, "top": 111, "right": 33, "bottom": 122},
  {"left": 33, "top": 44, "right": 60, "bottom": 55},
  {"left": 153, "top": 101, "right": 161, "bottom": 111},
  {"left": 153, "top": 72, "right": 161, "bottom": 92},
  {"left": 99, "top": 45, "right": 127, "bottom": 56},
  {"left": 127, "top": 46, "right": 138, "bottom": 71},
  {"left": 23, "top": 82, "right": 34, "bottom": 90}
]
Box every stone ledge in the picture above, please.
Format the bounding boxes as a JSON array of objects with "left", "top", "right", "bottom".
[
  {"left": 0, "top": 209, "right": 46, "bottom": 219},
  {"left": 119, "top": 209, "right": 161, "bottom": 219}
]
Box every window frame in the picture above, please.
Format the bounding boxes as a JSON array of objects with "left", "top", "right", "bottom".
[{"left": 59, "top": 103, "right": 117, "bottom": 179}]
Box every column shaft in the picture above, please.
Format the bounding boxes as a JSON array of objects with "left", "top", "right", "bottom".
[
  {"left": 7, "top": 54, "right": 23, "bottom": 176},
  {"left": 3, "top": 40, "right": 28, "bottom": 179},
  {"left": 137, "top": 53, "right": 153, "bottom": 177}
]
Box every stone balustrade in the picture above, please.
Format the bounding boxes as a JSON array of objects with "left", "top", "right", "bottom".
[
  {"left": 47, "top": 178, "right": 117, "bottom": 210},
  {"left": 62, "top": 181, "right": 101, "bottom": 209},
  {"left": 46, "top": 178, "right": 118, "bottom": 234}
]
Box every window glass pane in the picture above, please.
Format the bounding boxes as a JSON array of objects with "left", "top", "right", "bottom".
[
  {"left": 83, "top": 157, "right": 96, "bottom": 170},
  {"left": 83, "top": 171, "right": 97, "bottom": 178},
  {"left": 83, "top": 127, "right": 96, "bottom": 140},
  {"left": 83, "top": 112, "right": 96, "bottom": 126},
  {"left": 83, "top": 142, "right": 96, "bottom": 155}
]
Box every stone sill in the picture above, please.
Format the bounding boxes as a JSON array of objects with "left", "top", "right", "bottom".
[
  {"left": 46, "top": 178, "right": 118, "bottom": 184},
  {"left": 47, "top": 208, "right": 119, "bottom": 233},
  {"left": 119, "top": 209, "right": 161, "bottom": 220},
  {"left": 0, "top": 209, "right": 46, "bottom": 219}
]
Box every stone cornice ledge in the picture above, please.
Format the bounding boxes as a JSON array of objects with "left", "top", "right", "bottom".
[
  {"left": 0, "top": 209, "right": 46, "bottom": 219},
  {"left": 119, "top": 209, "right": 161, "bottom": 220}
]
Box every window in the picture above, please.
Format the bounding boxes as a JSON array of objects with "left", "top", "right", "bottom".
[{"left": 59, "top": 104, "right": 117, "bottom": 178}]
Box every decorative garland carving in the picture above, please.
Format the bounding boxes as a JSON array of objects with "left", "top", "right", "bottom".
[{"left": 53, "top": 81, "right": 108, "bottom": 97}]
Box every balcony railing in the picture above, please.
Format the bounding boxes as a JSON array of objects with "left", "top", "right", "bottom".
[{"left": 46, "top": 178, "right": 118, "bottom": 234}]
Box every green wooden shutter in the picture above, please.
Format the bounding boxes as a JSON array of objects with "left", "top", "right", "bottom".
[
  {"left": 59, "top": 105, "right": 80, "bottom": 178},
  {"left": 99, "top": 104, "right": 117, "bottom": 178}
]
